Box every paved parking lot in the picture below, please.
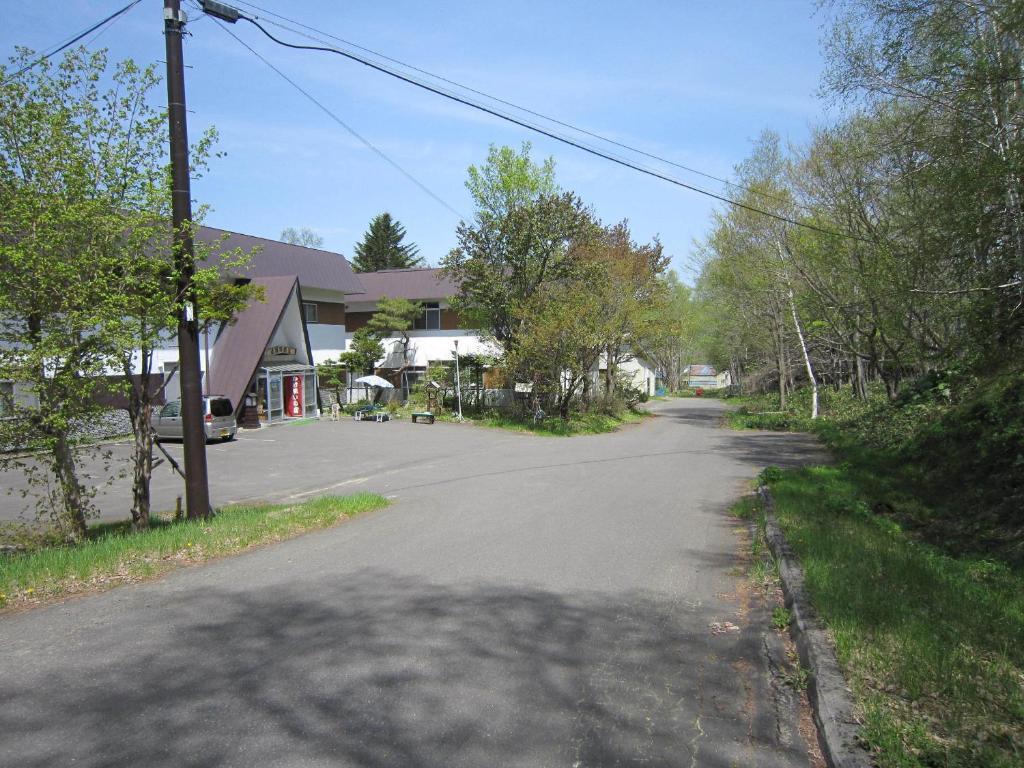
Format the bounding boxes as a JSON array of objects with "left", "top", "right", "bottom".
[
  {"left": 0, "top": 400, "right": 823, "bottom": 525},
  {"left": 1, "top": 399, "right": 826, "bottom": 767}
]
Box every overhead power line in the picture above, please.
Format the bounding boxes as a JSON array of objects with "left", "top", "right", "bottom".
[
  {"left": 229, "top": 13, "right": 856, "bottom": 241},
  {"left": 227, "top": 0, "right": 818, "bottom": 216},
  {"left": 206, "top": 15, "right": 466, "bottom": 220},
  {"left": 9, "top": 0, "right": 143, "bottom": 78}
]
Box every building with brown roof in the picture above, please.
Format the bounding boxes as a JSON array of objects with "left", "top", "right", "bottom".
[
  {"left": 157, "top": 231, "right": 493, "bottom": 421},
  {"left": 157, "top": 228, "right": 367, "bottom": 422},
  {"left": 341, "top": 268, "right": 495, "bottom": 376}
]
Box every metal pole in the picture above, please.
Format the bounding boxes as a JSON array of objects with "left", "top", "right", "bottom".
[
  {"left": 164, "top": 0, "right": 211, "bottom": 519},
  {"left": 203, "top": 323, "right": 210, "bottom": 396},
  {"left": 453, "top": 340, "right": 463, "bottom": 421}
]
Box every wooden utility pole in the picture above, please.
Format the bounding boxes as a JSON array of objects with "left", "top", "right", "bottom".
[{"left": 164, "top": 0, "right": 212, "bottom": 519}]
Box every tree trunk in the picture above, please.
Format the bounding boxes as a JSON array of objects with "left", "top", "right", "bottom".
[
  {"left": 124, "top": 350, "right": 157, "bottom": 531},
  {"left": 882, "top": 370, "right": 900, "bottom": 401},
  {"left": 127, "top": 397, "right": 154, "bottom": 531},
  {"left": 776, "top": 336, "right": 788, "bottom": 409},
  {"left": 604, "top": 344, "right": 616, "bottom": 397},
  {"left": 786, "top": 285, "right": 819, "bottom": 419},
  {"left": 768, "top": 308, "right": 788, "bottom": 407},
  {"left": 559, "top": 376, "right": 581, "bottom": 420},
  {"left": 853, "top": 353, "right": 868, "bottom": 400},
  {"left": 52, "top": 433, "right": 88, "bottom": 541},
  {"left": 558, "top": 389, "right": 573, "bottom": 420},
  {"left": 26, "top": 315, "right": 89, "bottom": 540}
]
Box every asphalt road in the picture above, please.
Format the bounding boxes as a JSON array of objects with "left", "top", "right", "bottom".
[{"left": 0, "top": 399, "right": 826, "bottom": 767}]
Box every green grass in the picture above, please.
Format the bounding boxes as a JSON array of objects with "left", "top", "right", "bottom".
[
  {"left": 470, "top": 408, "right": 648, "bottom": 436},
  {"left": 0, "top": 492, "right": 388, "bottom": 610},
  {"left": 727, "top": 372, "right": 1024, "bottom": 765},
  {"left": 729, "top": 372, "right": 1024, "bottom": 564},
  {"left": 350, "top": 400, "right": 652, "bottom": 436},
  {"left": 761, "top": 468, "right": 1024, "bottom": 767}
]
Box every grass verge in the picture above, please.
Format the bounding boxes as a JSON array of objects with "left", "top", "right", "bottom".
[
  {"left": 725, "top": 372, "right": 1024, "bottom": 565},
  {"left": 0, "top": 492, "right": 388, "bottom": 612},
  {"left": 471, "top": 408, "right": 648, "bottom": 436},
  {"left": 345, "top": 401, "right": 651, "bottom": 436},
  {"left": 726, "top": 373, "right": 1024, "bottom": 765},
  {"left": 757, "top": 466, "right": 1024, "bottom": 767}
]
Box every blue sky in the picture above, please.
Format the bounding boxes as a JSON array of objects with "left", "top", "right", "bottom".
[{"left": 3, "top": 1, "right": 835, "bottom": 281}]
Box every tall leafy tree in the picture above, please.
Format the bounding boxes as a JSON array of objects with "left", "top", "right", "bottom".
[
  {"left": 447, "top": 192, "right": 598, "bottom": 353},
  {"left": 637, "top": 272, "right": 701, "bottom": 393},
  {"left": 508, "top": 277, "right": 605, "bottom": 419},
  {"left": 0, "top": 48, "right": 257, "bottom": 535},
  {"left": 585, "top": 221, "right": 669, "bottom": 399},
  {"left": 465, "top": 141, "right": 558, "bottom": 222},
  {"left": 351, "top": 213, "right": 422, "bottom": 272},
  {"left": 444, "top": 144, "right": 598, "bottom": 357},
  {"left": 0, "top": 49, "right": 161, "bottom": 537},
  {"left": 824, "top": 0, "right": 1024, "bottom": 360},
  {"left": 117, "top": 230, "right": 258, "bottom": 530}
]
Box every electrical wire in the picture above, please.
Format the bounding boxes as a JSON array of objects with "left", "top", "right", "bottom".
[
  {"left": 207, "top": 16, "right": 467, "bottom": 220},
  {"left": 82, "top": 0, "right": 144, "bottom": 49},
  {"left": 229, "top": 0, "right": 816, "bottom": 215},
  {"left": 8, "top": 0, "right": 143, "bottom": 78},
  {"left": 236, "top": 14, "right": 858, "bottom": 241},
  {"left": 251, "top": 15, "right": 665, "bottom": 186},
  {"left": 246, "top": 16, "right": 670, "bottom": 170}
]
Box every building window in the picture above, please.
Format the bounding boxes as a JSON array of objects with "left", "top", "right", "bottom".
[
  {"left": 414, "top": 302, "right": 441, "bottom": 330},
  {"left": 0, "top": 382, "right": 13, "bottom": 418},
  {"left": 303, "top": 302, "right": 318, "bottom": 324}
]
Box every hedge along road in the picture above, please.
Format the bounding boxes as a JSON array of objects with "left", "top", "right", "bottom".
[{"left": 0, "top": 398, "right": 826, "bottom": 767}]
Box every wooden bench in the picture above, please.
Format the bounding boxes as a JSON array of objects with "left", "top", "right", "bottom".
[{"left": 411, "top": 412, "right": 435, "bottom": 424}]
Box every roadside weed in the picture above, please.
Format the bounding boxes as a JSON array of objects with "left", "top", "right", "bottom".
[{"left": 771, "top": 606, "right": 791, "bottom": 631}]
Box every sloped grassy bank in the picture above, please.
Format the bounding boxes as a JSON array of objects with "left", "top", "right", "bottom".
[
  {"left": 731, "top": 371, "right": 1024, "bottom": 565},
  {"left": 729, "top": 372, "right": 1024, "bottom": 767}
]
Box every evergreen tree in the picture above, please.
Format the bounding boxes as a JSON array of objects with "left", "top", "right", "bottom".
[{"left": 351, "top": 213, "right": 422, "bottom": 272}]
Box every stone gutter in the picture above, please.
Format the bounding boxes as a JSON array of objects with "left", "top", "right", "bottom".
[{"left": 758, "top": 485, "right": 875, "bottom": 768}]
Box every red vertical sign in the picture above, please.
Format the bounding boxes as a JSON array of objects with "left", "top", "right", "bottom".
[{"left": 285, "top": 375, "right": 303, "bottom": 417}]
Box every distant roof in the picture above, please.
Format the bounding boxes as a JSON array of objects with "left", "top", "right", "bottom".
[
  {"left": 208, "top": 276, "right": 304, "bottom": 414},
  {"left": 686, "top": 364, "right": 717, "bottom": 376},
  {"left": 197, "top": 227, "right": 365, "bottom": 295},
  {"left": 351, "top": 268, "right": 458, "bottom": 303}
]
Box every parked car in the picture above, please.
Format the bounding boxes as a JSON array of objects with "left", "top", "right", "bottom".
[{"left": 152, "top": 396, "right": 237, "bottom": 442}]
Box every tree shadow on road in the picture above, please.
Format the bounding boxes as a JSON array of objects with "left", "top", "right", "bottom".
[
  {"left": 715, "top": 430, "right": 830, "bottom": 472},
  {"left": 0, "top": 572, "right": 812, "bottom": 768}
]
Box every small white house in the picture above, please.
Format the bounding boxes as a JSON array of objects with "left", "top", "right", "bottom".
[{"left": 685, "top": 364, "right": 721, "bottom": 389}]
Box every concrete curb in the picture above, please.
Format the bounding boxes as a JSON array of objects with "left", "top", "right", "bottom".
[{"left": 758, "top": 485, "right": 874, "bottom": 768}]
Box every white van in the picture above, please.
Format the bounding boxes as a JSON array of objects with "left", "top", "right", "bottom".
[{"left": 152, "top": 396, "right": 236, "bottom": 442}]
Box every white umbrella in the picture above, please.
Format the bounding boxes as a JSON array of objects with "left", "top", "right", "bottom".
[{"left": 354, "top": 375, "right": 395, "bottom": 389}]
